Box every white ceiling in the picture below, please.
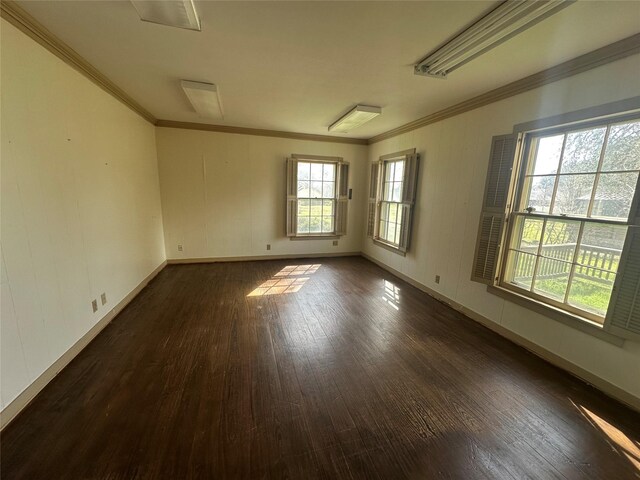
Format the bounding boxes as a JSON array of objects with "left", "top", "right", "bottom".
[{"left": 14, "top": 1, "right": 640, "bottom": 139}]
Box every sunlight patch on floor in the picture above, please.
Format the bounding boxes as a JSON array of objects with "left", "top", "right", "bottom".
[
  {"left": 248, "top": 264, "right": 320, "bottom": 297},
  {"left": 575, "top": 402, "right": 640, "bottom": 472},
  {"left": 382, "top": 280, "right": 401, "bottom": 310}
]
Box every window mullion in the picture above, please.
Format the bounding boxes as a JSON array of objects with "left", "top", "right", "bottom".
[
  {"left": 563, "top": 220, "right": 586, "bottom": 304},
  {"left": 529, "top": 217, "right": 548, "bottom": 292},
  {"left": 548, "top": 133, "right": 567, "bottom": 214},
  {"left": 586, "top": 125, "right": 611, "bottom": 218}
]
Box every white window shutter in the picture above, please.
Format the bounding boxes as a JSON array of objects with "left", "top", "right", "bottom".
[
  {"left": 471, "top": 134, "right": 518, "bottom": 284},
  {"left": 367, "top": 161, "right": 381, "bottom": 237},
  {"left": 397, "top": 203, "right": 412, "bottom": 253},
  {"left": 401, "top": 153, "right": 419, "bottom": 204},
  {"left": 286, "top": 158, "right": 298, "bottom": 237},
  {"left": 604, "top": 174, "right": 640, "bottom": 340},
  {"left": 335, "top": 162, "right": 349, "bottom": 236}
]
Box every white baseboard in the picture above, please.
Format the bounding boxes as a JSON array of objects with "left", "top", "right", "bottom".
[
  {"left": 167, "top": 251, "right": 361, "bottom": 264},
  {"left": 0, "top": 260, "right": 168, "bottom": 430},
  {"left": 361, "top": 252, "right": 640, "bottom": 413}
]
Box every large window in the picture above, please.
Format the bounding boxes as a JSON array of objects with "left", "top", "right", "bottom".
[
  {"left": 502, "top": 119, "right": 640, "bottom": 323},
  {"left": 379, "top": 159, "right": 405, "bottom": 245},
  {"left": 296, "top": 161, "right": 336, "bottom": 235},
  {"left": 285, "top": 155, "right": 349, "bottom": 238},
  {"left": 367, "top": 150, "right": 419, "bottom": 253}
]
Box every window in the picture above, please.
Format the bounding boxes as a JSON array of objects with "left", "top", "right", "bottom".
[
  {"left": 285, "top": 156, "right": 349, "bottom": 238},
  {"left": 367, "top": 150, "right": 419, "bottom": 253},
  {"left": 481, "top": 120, "right": 638, "bottom": 329},
  {"left": 473, "top": 101, "right": 640, "bottom": 341},
  {"left": 296, "top": 161, "right": 336, "bottom": 235}
]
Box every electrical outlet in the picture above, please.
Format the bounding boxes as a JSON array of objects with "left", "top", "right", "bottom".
[
  {"left": 91, "top": 299, "right": 98, "bottom": 313},
  {"left": 332, "top": 240, "right": 338, "bottom": 246},
  {"left": 177, "top": 244, "right": 183, "bottom": 252},
  {"left": 266, "top": 244, "right": 271, "bottom": 250},
  {"left": 101, "top": 293, "right": 107, "bottom": 305},
  {"left": 435, "top": 275, "right": 441, "bottom": 284}
]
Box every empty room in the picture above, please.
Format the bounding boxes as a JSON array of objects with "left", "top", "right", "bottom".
[{"left": 1, "top": 0, "right": 640, "bottom": 478}]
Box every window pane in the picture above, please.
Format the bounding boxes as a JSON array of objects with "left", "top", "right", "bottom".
[
  {"left": 560, "top": 127, "right": 606, "bottom": 173},
  {"left": 297, "top": 180, "right": 309, "bottom": 198},
  {"left": 322, "top": 216, "right": 333, "bottom": 233},
  {"left": 591, "top": 172, "right": 638, "bottom": 220},
  {"left": 576, "top": 223, "right": 626, "bottom": 272},
  {"left": 310, "top": 163, "right": 323, "bottom": 180},
  {"left": 323, "top": 163, "right": 335, "bottom": 181},
  {"left": 310, "top": 199, "right": 322, "bottom": 216},
  {"left": 309, "top": 216, "right": 321, "bottom": 233},
  {"left": 540, "top": 219, "right": 580, "bottom": 261},
  {"left": 394, "top": 161, "right": 404, "bottom": 181},
  {"left": 297, "top": 216, "right": 309, "bottom": 234},
  {"left": 567, "top": 273, "right": 615, "bottom": 319},
  {"left": 552, "top": 174, "right": 595, "bottom": 216},
  {"left": 379, "top": 220, "right": 387, "bottom": 239},
  {"left": 385, "top": 162, "right": 395, "bottom": 182},
  {"left": 380, "top": 202, "right": 388, "bottom": 221},
  {"left": 383, "top": 182, "right": 392, "bottom": 201},
  {"left": 322, "top": 199, "right": 334, "bottom": 217},
  {"left": 394, "top": 222, "right": 401, "bottom": 245},
  {"left": 523, "top": 175, "right": 555, "bottom": 213},
  {"left": 388, "top": 203, "right": 398, "bottom": 223},
  {"left": 602, "top": 121, "right": 640, "bottom": 171},
  {"left": 532, "top": 134, "right": 564, "bottom": 175},
  {"left": 310, "top": 181, "right": 323, "bottom": 198},
  {"left": 297, "top": 199, "right": 310, "bottom": 216},
  {"left": 392, "top": 182, "right": 402, "bottom": 202},
  {"left": 322, "top": 181, "right": 335, "bottom": 198},
  {"left": 387, "top": 223, "right": 397, "bottom": 243},
  {"left": 511, "top": 216, "right": 543, "bottom": 252},
  {"left": 533, "top": 258, "right": 571, "bottom": 301},
  {"left": 505, "top": 250, "right": 536, "bottom": 290},
  {"left": 298, "top": 162, "right": 310, "bottom": 181}
]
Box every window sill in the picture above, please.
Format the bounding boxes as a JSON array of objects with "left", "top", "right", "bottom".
[
  {"left": 290, "top": 234, "right": 340, "bottom": 241},
  {"left": 487, "top": 285, "right": 624, "bottom": 347},
  {"left": 372, "top": 238, "right": 406, "bottom": 256}
]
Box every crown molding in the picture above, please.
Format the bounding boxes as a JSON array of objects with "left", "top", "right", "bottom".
[
  {"left": 368, "top": 33, "right": 640, "bottom": 144},
  {"left": 155, "top": 120, "right": 369, "bottom": 145},
  {"left": 0, "top": 0, "right": 157, "bottom": 124}
]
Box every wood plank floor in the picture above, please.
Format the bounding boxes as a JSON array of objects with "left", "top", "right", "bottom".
[{"left": 2, "top": 256, "right": 639, "bottom": 479}]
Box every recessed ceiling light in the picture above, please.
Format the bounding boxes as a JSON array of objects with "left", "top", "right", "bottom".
[
  {"left": 131, "top": 0, "right": 201, "bottom": 31},
  {"left": 181, "top": 81, "right": 224, "bottom": 119},
  {"left": 329, "top": 105, "right": 382, "bottom": 133},
  {"left": 414, "top": 0, "right": 575, "bottom": 78}
]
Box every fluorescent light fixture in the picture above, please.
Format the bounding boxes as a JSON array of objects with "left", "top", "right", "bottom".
[
  {"left": 131, "top": 0, "right": 201, "bottom": 31},
  {"left": 181, "top": 80, "right": 224, "bottom": 119},
  {"left": 329, "top": 105, "right": 382, "bottom": 133},
  {"left": 414, "top": 0, "right": 575, "bottom": 78}
]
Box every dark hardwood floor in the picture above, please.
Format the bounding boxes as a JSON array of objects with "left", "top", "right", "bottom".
[{"left": 2, "top": 256, "right": 639, "bottom": 479}]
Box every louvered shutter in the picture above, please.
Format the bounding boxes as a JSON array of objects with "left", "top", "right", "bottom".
[
  {"left": 397, "top": 153, "right": 419, "bottom": 253},
  {"left": 367, "top": 161, "right": 381, "bottom": 237},
  {"left": 335, "top": 162, "right": 349, "bottom": 236},
  {"left": 471, "top": 134, "right": 518, "bottom": 284},
  {"left": 286, "top": 158, "right": 298, "bottom": 237},
  {"left": 603, "top": 173, "right": 640, "bottom": 340}
]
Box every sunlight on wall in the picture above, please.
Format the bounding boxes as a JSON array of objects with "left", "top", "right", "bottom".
[
  {"left": 248, "top": 264, "right": 321, "bottom": 297},
  {"left": 575, "top": 402, "right": 640, "bottom": 472}
]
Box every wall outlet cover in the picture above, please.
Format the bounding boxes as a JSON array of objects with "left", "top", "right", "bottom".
[
  {"left": 435, "top": 275, "right": 441, "bottom": 284},
  {"left": 101, "top": 293, "right": 107, "bottom": 305},
  {"left": 332, "top": 240, "right": 338, "bottom": 246},
  {"left": 266, "top": 244, "right": 271, "bottom": 250},
  {"left": 177, "top": 244, "right": 183, "bottom": 252},
  {"left": 91, "top": 299, "right": 98, "bottom": 313}
]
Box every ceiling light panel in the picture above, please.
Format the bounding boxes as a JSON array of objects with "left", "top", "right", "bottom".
[
  {"left": 329, "top": 105, "right": 382, "bottom": 133},
  {"left": 181, "top": 81, "right": 224, "bottom": 119},
  {"left": 131, "top": 0, "right": 201, "bottom": 31},
  {"left": 415, "top": 0, "right": 575, "bottom": 78}
]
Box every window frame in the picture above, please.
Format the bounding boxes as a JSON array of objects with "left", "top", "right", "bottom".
[
  {"left": 294, "top": 158, "right": 338, "bottom": 238},
  {"left": 377, "top": 158, "right": 406, "bottom": 248},
  {"left": 498, "top": 114, "right": 640, "bottom": 326},
  {"left": 370, "top": 148, "right": 418, "bottom": 254}
]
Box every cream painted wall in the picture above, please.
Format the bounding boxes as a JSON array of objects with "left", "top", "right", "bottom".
[
  {"left": 156, "top": 128, "right": 368, "bottom": 260},
  {"left": 0, "top": 21, "right": 166, "bottom": 409},
  {"left": 363, "top": 54, "right": 640, "bottom": 400}
]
